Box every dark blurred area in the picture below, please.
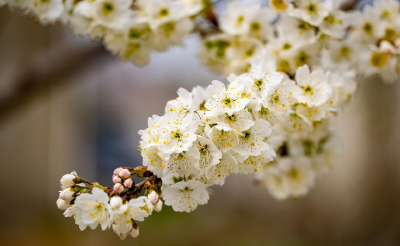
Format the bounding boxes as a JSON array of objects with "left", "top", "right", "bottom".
[{"left": 1, "top": 5, "right": 400, "bottom": 246}]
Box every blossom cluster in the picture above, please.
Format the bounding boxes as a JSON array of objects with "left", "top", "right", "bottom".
[
  {"left": 342, "top": 0, "right": 400, "bottom": 83},
  {"left": 3, "top": 0, "right": 400, "bottom": 82},
  {"left": 138, "top": 58, "right": 355, "bottom": 203},
  {"left": 200, "top": 0, "right": 400, "bottom": 83},
  {"left": 57, "top": 168, "right": 162, "bottom": 239},
  {"left": 1, "top": 0, "right": 205, "bottom": 66}
]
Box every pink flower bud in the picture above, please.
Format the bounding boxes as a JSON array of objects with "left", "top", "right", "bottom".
[
  {"left": 154, "top": 199, "right": 163, "bottom": 212},
  {"left": 59, "top": 188, "right": 74, "bottom": 201},
  {"left": 113, "top": 223, "right": 132, "bottom": 240},
  {"left": 130, "top": 226, "right": 139, "bottom": 238},
  {"left": 124, "top": 178, "right": 133, "bottom": 188},
  {"left": 113, "top": 167, "right": 123, "bottom": 175},
  {"left": 112, "top": 175, "right": 122, "bottom": 184},
  {"left": 56, "top": 198, "right": 71, "bottom": 210},
  {"left": 110, "top": 196, "right": 123, "bottom": 210},
  {"left": 119, "top": 169, "right": 131, "bottom": 179},
  {"left": 60, "top": 172, "right": 77, "bottom": 189},
  {"left": 114, "top": 183, "right": 124, "bottom": 193},
  {"left": 395, "top": 38, "right": 400, "bottom": 48},
  {"left": 148, "top": 191, "right": 159, "bottom": 204},
  {"left": 379, "top": 40, "right": 395, "bottom": 54}
]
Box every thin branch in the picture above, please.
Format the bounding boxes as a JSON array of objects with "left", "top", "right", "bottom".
[
  {"left": 134, "top": 175, "right": 157, "bottom": 189},
  {"left": 82, "top": 179, "right": 93, "bottom": 185},
  {"left": 340, "top": 0, "right": 360, "bottom": 11}
]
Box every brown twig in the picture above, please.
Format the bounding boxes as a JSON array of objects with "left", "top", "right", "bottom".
[
  {"left": 134, "top": 175, "right": 157, "bottom": 189},
  {"left": 340, "top": 0, "right": 360, "bottom": 11}
]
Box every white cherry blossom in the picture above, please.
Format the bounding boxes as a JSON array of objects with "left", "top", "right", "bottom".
[
  {"left": 232, "top": 119, "right": 272, "bottom": 157},
  {"left": 74, "top": 187, "right": 113, "bottom": 231},
  {"left": 205, "top": 80, "right": 249, "bottom": 117},
  {"left": 163, "top": 180, "right": 210, "bottom": 212},
  {"left": 294, "top": 65, "right": 332, "bottom": 107},
  {"left": 288, "top": 0, "right": 332, "bottom": 26},
  {"left": 112, "top": 197, "right": 151, "bottom": 240},
  {"left": 158, "top": 113, "right": 198, "bottom": 155}
]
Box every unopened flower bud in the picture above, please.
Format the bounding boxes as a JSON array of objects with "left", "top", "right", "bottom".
[
  {"left": 395, "top": 38, "right": 400, "bottom": 48},
  {"left": 148, "top": 191, "right": 159, "bottom": 204},
  {"left": 110, "top": 196, "right": 123, "bottom": 210},
  {"left": 59, "top": 188, "right": 74, "bottom": 201},
  {"left": 124, "top": 178, "right": 133, "bottom": 188},
  {"left": 112, "top": 175, "right": 122, "bottom": 184},
  {"left": 133, "top": 166, "right": 148, "bottom": 178},
  {"left": 130, "top": 226, "right": 139, "bottom": 238},
  {"left": 56, "top": 198, "right": 71, "bottom": 210},
  {"left": 119, "top": 169, "right": 131, "bottom": 179},
  {"left": 60, "top": 172, "right": 78, "bottom": 189},
  {"left": 380, "top": 40, "right": 396, "bottom": 54},
  {"left": 113, "top": 167, "right": 123, "bottom": 175},
  {"left": 144, "top": 180, "right": 153, "bottom": 189},
  {"left": 114, "top": 183, "right": 124, "bottom": 193},
  {"left": 113, "top": 223, "right": 132, "bottom": 240},
  {"left": 154, "top": 178, "right": 163, "bottom": 188},
  {"left": 154, "top": 199, "right": 163, "bottom": 212}
]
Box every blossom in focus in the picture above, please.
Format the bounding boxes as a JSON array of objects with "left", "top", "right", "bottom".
[
  {"left": 163, "top": 180, "right": 210, "bottom": 212},
  {"left": 74, "top": 187, "right": 113, "bottom": 230},
  {"left": 294, "top": 65, "right": 332, "bottom": 107}
]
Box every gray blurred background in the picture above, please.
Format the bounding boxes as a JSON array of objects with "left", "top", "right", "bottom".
[{"left": 1, "top": 4, "right": 400, "bottom": 245}]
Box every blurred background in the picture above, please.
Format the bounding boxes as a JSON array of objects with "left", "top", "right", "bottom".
[{"left": 1, "top": 2, "right": 400, "bottom": 245}]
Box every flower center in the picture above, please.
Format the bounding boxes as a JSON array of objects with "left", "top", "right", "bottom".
[
  {"left": 271, "top": 92, "right": 285, "bottom": 107},
  {"left": 289, "top": 169, "right": 299, "bottom": 179},
  {"left": 159, "top": 8, "right": 169, "bottom": 17},
  {"left": 250, "top": 22, "right": 261, "bottom": 32},
  {"left": 271, "top": 0, "right": 287, "bottom": 10},
  {"left": 324, "top": 15, "right": 336, "bottom": 25},
  {"left": 282, "top": 42, "right": 291, "bottom": 50},
  {"left": 259, "top": 106, "right": 270, "bottom": 117},
  {"left": 370, "top": 52, "right": 390, "bottom": 67},
  {"left": 384, "top": 28, "right": 396, "bottom": 41},
  {"left": 381, "top": 10, "right": 391, "bottom": 20},
  {"left": 245, "top": 49, "right": 254, "bottom": 57},
  {"left": 103, "top": 2, "right": 114, "bottom": 16},
  {"left": 277, "top": 59, "right": 290, "bottom": 73},
  {"left": 223, "top": 97, "right": 233, "bottom": 107},
  {"left": 307, "top": 3, "right": 317, "bottom": 13},
  {"left": 254, "top": 79, "right": 263, "bottom": 90},
  {"left": 298, "top": 21, "right": 312, "bottom": 33},
  {"left": 241, "top": 130, "right": 251, "bottom": 140},
  {"left": 303, "top": 86, "right": 314, "bottom": 95},
  {"left": 303, "top": 140, "right": 314, "bottom": 156},
  {"left": 296, "top": 51, "right": 308, "bottom": 67},
  {"left": 171, "top": 130, "right": 183, "bottom": 141},
  {"left": 200, "top": 145, "right": 209, "bottom": 155},
  {"left": 181, "top": 187, "right": 193, "bottom": 192},
  {"left": 225, "top": 113, "right": 237, "bottom": 122},
  {"left": 236, "top": 16, "right": 244, "bottom": 25},
  {"left": 163, "top": 22, "right": 176, "bottom": 38},
  {"left": 363, "top": 22, "right": 373, "bottom": 35},
  {"left": 340, "top": 46, "right": 350, "bottom": 58}
]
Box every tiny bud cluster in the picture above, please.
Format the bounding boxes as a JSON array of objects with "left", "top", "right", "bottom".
[
  {"left": 57, "top": 168, "right": 162, "bottom": 239},
  {"left": 112, "top": 168, "right": 134, "bottom": 193}
]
